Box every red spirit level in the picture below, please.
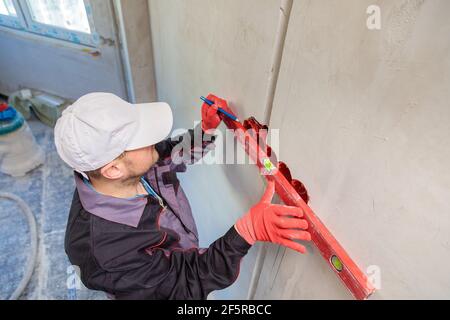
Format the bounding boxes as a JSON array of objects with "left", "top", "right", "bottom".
[{"left": 221, "top": 115, "right": 375, "bottom": 300}]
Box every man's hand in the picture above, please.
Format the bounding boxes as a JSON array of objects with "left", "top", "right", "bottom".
[
  {"left": 235, "top": 180, "right": 311, "bottom": 253},
  {"left": 201, "top": 94, "right": 232, "bottom": 132}
]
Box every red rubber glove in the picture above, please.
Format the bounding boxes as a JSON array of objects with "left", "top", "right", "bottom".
[
  {"left": 235, "top": 180, "right": 311, "bottom": 253},
  {"left": 201, "top": 94, "right": 232, "bottom": 132}
]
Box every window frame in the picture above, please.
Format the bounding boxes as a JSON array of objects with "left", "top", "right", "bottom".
[
  {"left": 0, "top": 0, "right": 98, "bottom": 47},
  {"left": 0, "top": 0, "right": 26, "bottom": 30}
]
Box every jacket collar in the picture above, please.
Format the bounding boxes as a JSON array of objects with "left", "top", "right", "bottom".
[{"left": 74, "top": 173, "right": 148, "bottom": 228}]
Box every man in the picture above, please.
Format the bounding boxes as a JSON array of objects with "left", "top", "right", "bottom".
[{"left": 55, "top": 92, "right": 311, "bottom": 300}]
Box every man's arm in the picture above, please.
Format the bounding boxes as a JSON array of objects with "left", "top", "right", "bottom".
[
  {"left": 155, "top": 122, "right": 217, "bottom": 166},
  {"left": 155, "top": 94, "right": 232, "bottom": 166},
  {"left": 91, "top": 225, "right": 251, "bottom": 300},
  {"left": 89, "top": 181, "right": 310, "bottom": 300}
]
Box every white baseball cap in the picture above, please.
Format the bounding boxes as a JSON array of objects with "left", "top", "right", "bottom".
[{"left": 54, "top": 92, "right": 173, "bottom": 175}]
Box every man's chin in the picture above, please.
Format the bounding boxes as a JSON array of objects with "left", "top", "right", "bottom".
[{"left": 142, "top": 161, "right": 158, "bottom": 176}]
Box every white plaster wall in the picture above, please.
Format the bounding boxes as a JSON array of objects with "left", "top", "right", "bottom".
[
  {"left": 148, "top": 0, "right": 281, "bottom": 299},
  {"left": 254, "top": 0, "right": 450, "bottom": 299}
]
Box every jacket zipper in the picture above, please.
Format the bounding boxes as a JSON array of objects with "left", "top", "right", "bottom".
[{"left": 153, "top": 167, "right": 198, "bottom": 241}]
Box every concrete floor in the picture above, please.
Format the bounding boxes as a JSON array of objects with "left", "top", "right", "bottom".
[{"left": 0, "top": 117, "right": 106, "bottom": 300}]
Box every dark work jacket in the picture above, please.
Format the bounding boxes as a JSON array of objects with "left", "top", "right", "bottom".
[{"left": 64, "top": 125, "right": 252, "bottom": 300}]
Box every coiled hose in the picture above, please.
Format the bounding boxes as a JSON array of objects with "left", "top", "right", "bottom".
[{"left": 0, "top": 192, "right": 38, "bottom": 300}]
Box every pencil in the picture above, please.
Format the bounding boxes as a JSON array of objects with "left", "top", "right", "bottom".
[{"left": 200, "top": 96, "right": 239, "bottom": 122}]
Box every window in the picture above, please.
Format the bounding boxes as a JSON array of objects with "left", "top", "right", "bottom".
[
  {"left": 0, "top": 0, "right": 17, "bottom": 16},
  {"left": 26, "top": 0, "right": 91, "bottom": 34},
  {"left": 0, "top": 0, "right": 23, "bottom": 29},
  {"left": 0, "top": 0, "right": 96, "bottom": 46}
]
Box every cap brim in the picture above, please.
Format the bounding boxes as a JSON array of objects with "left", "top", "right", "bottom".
[{"left": 126, "top": 102, "right": 173, "bottom": 151}]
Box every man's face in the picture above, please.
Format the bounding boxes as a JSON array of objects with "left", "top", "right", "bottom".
[{"left": 122, "top": 145, "right": 159, "bottom": 179}]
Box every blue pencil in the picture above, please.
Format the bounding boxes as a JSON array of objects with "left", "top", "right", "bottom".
[{"left": 200, "top": 96, "right": 239, "bottom": 122}]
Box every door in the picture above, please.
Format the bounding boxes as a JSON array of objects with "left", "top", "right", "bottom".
[{"left": 0, "top": 0, "right": 127, "bottom": 100}]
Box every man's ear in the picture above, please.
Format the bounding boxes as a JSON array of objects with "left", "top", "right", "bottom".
[{"left": 100, "top": 161, "right": 125, "bottom": 180}]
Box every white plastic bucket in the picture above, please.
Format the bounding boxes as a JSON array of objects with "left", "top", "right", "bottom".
[{"left": 0, "top": 122, "right": 45, "bottom": 177}]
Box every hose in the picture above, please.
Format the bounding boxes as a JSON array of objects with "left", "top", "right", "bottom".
[{"left": 0, "top": 192, "right": 38, "bottom": 300}]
